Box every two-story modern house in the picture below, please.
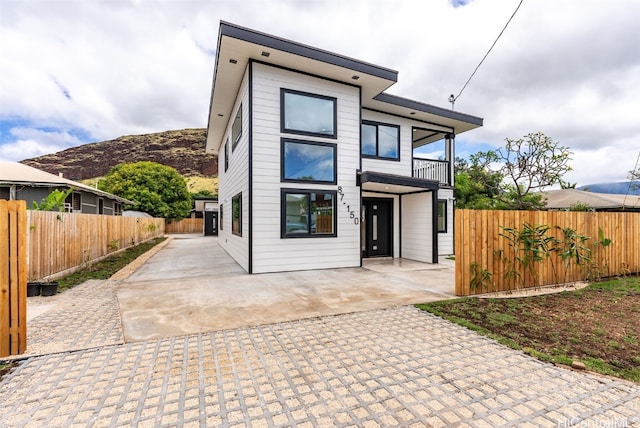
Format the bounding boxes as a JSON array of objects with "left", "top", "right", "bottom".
[{"left": 206, "top": 22, "right": 483, "bottom": 274}]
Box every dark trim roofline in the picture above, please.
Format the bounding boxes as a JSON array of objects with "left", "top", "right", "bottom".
[
  {"left": 219, "top": 21, "right": 399, "bottom": 82},
  {"left": 359, "top": 171, "right": 440, "bottom": 191},
  {"left": 373, "top": 93, "right": 484, "bottom": 126}
]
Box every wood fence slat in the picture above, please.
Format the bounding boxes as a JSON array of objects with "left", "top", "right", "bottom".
[
  {"left": 455, "top": 209, "right": 640, "bottom": 296},
  {"left": 0, "top": 201, "right": 10, "bottom": 356}
]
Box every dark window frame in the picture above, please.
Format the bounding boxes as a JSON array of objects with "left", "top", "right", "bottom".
[
  {"left": 232, "top": 193, "right": 242, "bottom": 236},
  {"left": 280, "top": 88, "right": 338, "bottom": 139},
  {"left": 232, "top": 104, "right": 242, "bottom": 151},
  {"left": 224, "top": 138, "right": 229, "bottom": 172},
  {"left": 219, "top": 203, "right": 223, "bottom": 231},
  {"left": 280, "top": 138, "right": 337, "bottom": 185},
  {"left": 437, "top": 199, "right": 447, "bottom": 233},
  {"left": 281, "top": 188, "right": 337, "bottom": 239},
  {"left": 361, "top": 120, "right": 400, "bottom": 161}
]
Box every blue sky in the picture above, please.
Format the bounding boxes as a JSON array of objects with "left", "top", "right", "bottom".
[{"left": 1, "top": 0, "right": 639, "bottom": 186}]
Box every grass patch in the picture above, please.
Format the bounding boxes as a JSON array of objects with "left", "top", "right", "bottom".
[
  {"left": 57, "top": 237, "right": 166, "bottom": 292},
  {"left": 416, "top": 276, "right": 640, "bottom": 383}
]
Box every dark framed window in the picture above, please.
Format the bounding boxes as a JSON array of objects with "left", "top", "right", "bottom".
[
  {"left": 281, "top": 89, "right": 337, "bottom": 138},
  {"left": 281, "top": 189, "right": 337, "bottom": 238},
  {"left": 281, "top": 139, "right": 337, "bottom": 184},
  {"left": 437, "top": 200, "right": 447, "bottom": 233},
  {"left": 232, "top": 104, "right": 242, "bottom": 150},
  {"left": 65, "top": 192, "right": 82, "bottom": 212},
  {"left": 361, "top": 121, "right": 400, "bottom": 160},
  {"left": 224, "top": 138, "right": 229, "bottom": 172},
  {"left": 232, "top": 193, "right": 242, "bottom": 236},
  {"left": 219, "top": 204, "right": 223, "bottom": 231}
]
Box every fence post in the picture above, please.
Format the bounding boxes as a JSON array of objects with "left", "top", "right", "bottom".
[{"left": 0, "top": 200, "right": 27, "bottom": 357}]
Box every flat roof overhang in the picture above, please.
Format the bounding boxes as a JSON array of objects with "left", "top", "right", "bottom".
[
  {"left": 206, "top": 22, "right": 398, "bottom": 155},
  {"left": 359, "top": 171, "right": 439, "bottom": 194}
]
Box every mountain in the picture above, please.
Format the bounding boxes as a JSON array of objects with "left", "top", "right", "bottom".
[
  {"left": 20, "top": 128, "right": 217, "bottom": 181},
  {"left": 577, "top": 182, "right": 640, "bottom": 195}
]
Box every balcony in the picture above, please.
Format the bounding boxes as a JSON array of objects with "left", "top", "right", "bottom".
[{"left": 413, "top": 158, "right": 451, "bottom": 185}]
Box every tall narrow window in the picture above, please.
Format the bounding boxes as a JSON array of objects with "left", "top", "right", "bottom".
[
  {"left": 361, "top": 121, "right": 400, "bottom": 160},
  {"left": 281, "top": 190, "right": 336, "bottom": 238},
  {"left": 224, "top": 139, "right": 229, "bottom": 172},
  {"left": 232, "top": 104, "right": 242, "bottom": 150},
  {"left": 281, "top": 89, "right": 337, "bottom": 138},
  {"left": 437, "top": 200, "right": 447, "bottom": 233},
  {"left": 281, "top": 139, "right": 336, "bottom": 184},
  {"left": 219, "top": 204, "right": 224, "bottom": 231},
  {"left": 232, "top": 193, "right": 242, "bottom": 236}
]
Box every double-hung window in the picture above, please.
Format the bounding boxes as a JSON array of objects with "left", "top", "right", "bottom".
[
  {"left": 281, "top": 190, "right": 336, "bottom": 238},
  {"left": 361, "top": 121, "right": 400, "bottom": 160},
  {"left": 281, "top": 89, "right": 337, "bottom": 138},
  {"left": 281, "top": 139, "right": 336, "bottom": 184}
]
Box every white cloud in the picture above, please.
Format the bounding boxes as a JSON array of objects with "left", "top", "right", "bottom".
[
  {"left": 0, "top": 127, "right": 84, "bottom": 161},
  {"left": 1, "top": 0, "right": 639, "bottom": 186}
]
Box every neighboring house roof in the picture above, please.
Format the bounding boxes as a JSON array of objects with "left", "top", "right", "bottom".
[
  {"left": 0, "top": 161, "right": 134, "bottom": 204},
  {"left": 542, "top": 189, "right": 640, "bottom": 211},
  {"left": 206, "top": 21, "right": 483, "bottom": 154},
  {"left": 122, "top": 210, "right": 153, "bottom": 218}
]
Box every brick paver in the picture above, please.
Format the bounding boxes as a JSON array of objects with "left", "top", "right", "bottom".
[{"left": 2, "top": 306, "right": 639, "bottom": 427}]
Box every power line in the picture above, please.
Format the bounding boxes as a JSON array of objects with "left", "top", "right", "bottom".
[
  {"left": 623, "top": 151, "right": 640, "bottom": 210},
  {"left": 449, "top": 0, "right": 525, "bottom": 110}
]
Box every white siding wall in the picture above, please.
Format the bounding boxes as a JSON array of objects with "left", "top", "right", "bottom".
[
  {"left": 438, "top": 188, "right": 455, "bottom": 255},
  {"left": 218, "top": 67, "right": 250, "bottom": 271},
  {"left": 251, "top": 62, "right": 361, "bottom": 273},
  {"left": 401, "top": 192, "right": 433, "bottom": 263}
]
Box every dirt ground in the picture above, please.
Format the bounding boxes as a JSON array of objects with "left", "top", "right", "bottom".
[{"left": 422, "top": 276, "right": 640, "bottom": 380}]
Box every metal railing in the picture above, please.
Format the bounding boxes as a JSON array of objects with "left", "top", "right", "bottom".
[{"left": 413, "top": 158, "right": 450, "bottom": 184}]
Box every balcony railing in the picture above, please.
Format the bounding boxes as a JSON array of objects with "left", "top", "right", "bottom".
[{"left": 413, "top": 158, "right": 450, "bottom": 185}]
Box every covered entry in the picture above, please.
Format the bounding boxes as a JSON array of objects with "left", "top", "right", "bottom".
[{"left": 358, "top": 171, "right": 440, "bottom": 263}]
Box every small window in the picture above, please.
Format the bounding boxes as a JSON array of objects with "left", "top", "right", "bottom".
[
  {"left": 224, "top": 139, "right": 229, "bottom": 172},
  {"left": 219, "top": 204, "right": 223, "bottom": 231},
  {"left": 361, "top": 121, "right": 400, "bottom": 160},
  {"left": 281, "top": 89, "right": 337, "bottom": 138},
  {"left": 281, "top": 139, "right": 337, "bottom": 184},
  {"left": 232, "top": 104, "right": 242, "bottom": 150},
  {"left": 437, "top": 200, "right": 447, "bottom": 233},
  {"left": 281, "top": 190, "right": 336, "bottom": 238},
  {"left": 232, "top": 193, "right": 242, "bottom": 236}
]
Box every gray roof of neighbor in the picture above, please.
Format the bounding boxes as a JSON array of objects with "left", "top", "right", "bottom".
[{"left": 0, "top": 161, "right": 134, "bottom": 204}]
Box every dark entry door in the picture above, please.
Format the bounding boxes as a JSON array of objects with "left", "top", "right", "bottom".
[
  {"left": 362, "top": 198, "right": 392, "bottom": 257},
  {"left": 204, "top": 211, "right": 218, "bottom": 236}
]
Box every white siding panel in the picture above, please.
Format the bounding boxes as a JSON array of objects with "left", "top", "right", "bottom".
[
  {"left": 251, "top": 62, "right": 361, "bottom": 273},
  {"left": 401, "top": 192, "right": 433, "bottom": 263},
  {"left": 218, "top": 67, "right": 250, "bottom": 272},
  {"left": 438, "top": 188, "right": 455, "bottom": 255}
]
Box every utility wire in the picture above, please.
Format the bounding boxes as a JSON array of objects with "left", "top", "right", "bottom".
[
  {"left": 449, "top": 0, "right": 525, "bottom": 109},
  {"left": 623, "top": 151, "right": 640, "bottom": 210}
]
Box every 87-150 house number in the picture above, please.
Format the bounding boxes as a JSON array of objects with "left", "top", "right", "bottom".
[{"left": 337, "top": 186, "right": 360, "bottom": 225}]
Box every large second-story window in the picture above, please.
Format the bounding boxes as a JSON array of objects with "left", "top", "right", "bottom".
[
  {"left": 362, "top": 121, "right": 400, "bottom": 160},
  {"left": 281, "top": 89, "right": 337, "bottom": 138},
  {"left": 281, "top": 139, "right": 336, "bottom": 184}
]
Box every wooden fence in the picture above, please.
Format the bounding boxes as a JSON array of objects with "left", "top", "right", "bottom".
[
  {"left": 165, "top": 218, "right": 203, "bottom": 234},
  {"left": 1, "top": 200, "right": 27, "bottom": 357},
  {"left": 27, "top": 211, "right": 165, "bottom": 281},
  {"left": 455, "top": 209, "right": 640, "bottom": 296}
]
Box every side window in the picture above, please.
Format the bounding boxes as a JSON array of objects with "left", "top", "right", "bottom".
[
  {"left": 361, "top": 121, "right": 400, "bottom": 160},
  {"left": 232, "top": 104, "right": 242, "bottom": 151},
  {"left": 437, "top": 200, "right": 447, "bottom": 233},
  {"left": 232, "top": 193, "right": 242, "bottom": 236},
  {"left": 219, "top": 204, "right": 223, "bottom": 231},
  {"left": 281, "top": 190, "right": 336, "bottom": 238},
  {"left": 224, "top": 138, "right": 229, "bottom": 172},
  {"left": 281, "top": 89, "right": 337, "bottom": 138},
  {"left": 281, "top": 139, "right": 336, "bottom": 184}
]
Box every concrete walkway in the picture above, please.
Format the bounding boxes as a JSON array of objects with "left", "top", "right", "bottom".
[
  {"left": 2, "top": 235, "right": 639, "bottom": 426},
  {"left": 117, "top": 235, "right": 456, "bottom": 342}
]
